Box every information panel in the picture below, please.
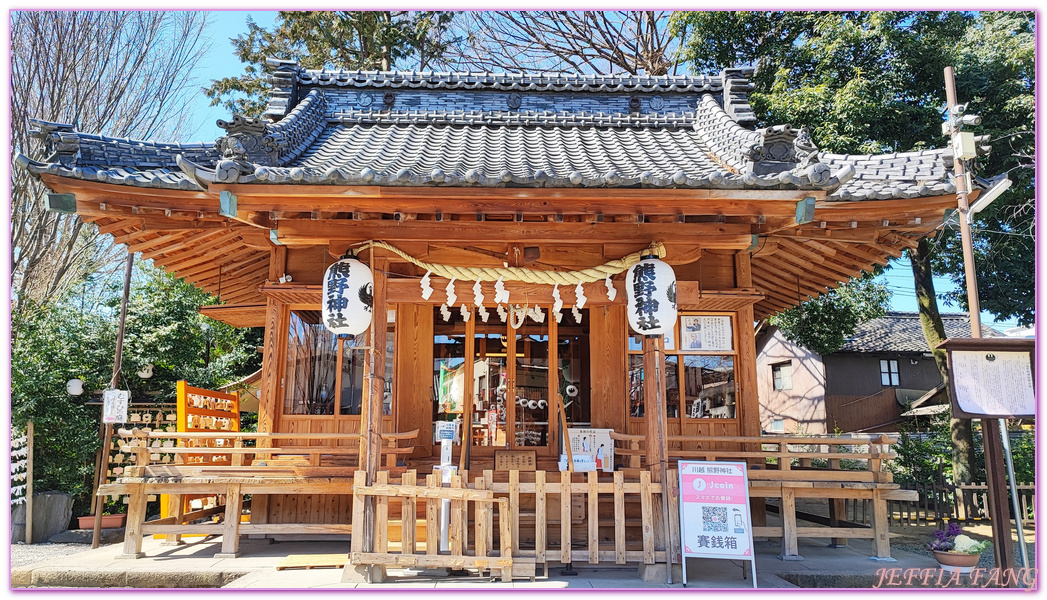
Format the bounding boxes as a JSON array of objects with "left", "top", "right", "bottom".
[
  {"left": 678, "top": 460, "right": 757, "bottom": 587},
  {"left": 951, "top": 351, "right": 1035, "bottom": 418}
]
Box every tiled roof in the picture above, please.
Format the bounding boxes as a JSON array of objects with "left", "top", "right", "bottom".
[
  {"left": 837, "top": 312, "right": 1002, "bottom": 353},
  {"left": 15, "top": 62, "right": 971, "bottom": 199},
  {"left": 274, "top": 61, "right": 729, "bottom": 93}
]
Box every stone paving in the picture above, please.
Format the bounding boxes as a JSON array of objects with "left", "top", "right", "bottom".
[{"left": 12, "top": 534, "right": 951, "bottom": 589}]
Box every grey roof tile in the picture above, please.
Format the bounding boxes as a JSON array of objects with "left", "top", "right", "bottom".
[
  {"left": 837, "top": 312, "right": 1002, "bottom": 353},
  {"left": 17, "top": 68, "right": 961, "bottom": 200}
]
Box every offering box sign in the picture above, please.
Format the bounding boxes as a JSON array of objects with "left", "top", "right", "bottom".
[{"left": 679, "top": 461, "right": 753, "bottom": 559}]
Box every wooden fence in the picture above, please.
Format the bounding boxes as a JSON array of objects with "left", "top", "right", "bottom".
[
  {"left": 347, "top": 468, "right": 676, "bottom": 581},
  {"left": 836, "top": 482, "right": 1036, "bottom": 527}
]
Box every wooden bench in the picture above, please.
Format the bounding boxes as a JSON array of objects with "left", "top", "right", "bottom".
[
  {"left": 101, "top": 429, "right": 419, "bottom": 559},
  {"left": 612, "top": 433, "right": 917, "bottom": 560}
]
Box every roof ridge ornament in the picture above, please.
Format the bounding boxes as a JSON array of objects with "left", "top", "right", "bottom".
[
  {"left": 745, "top": 124, "right": 820, "bottom": 176},
  {"left": 215, "top": 114, "right": 277, "bottom": 168}
]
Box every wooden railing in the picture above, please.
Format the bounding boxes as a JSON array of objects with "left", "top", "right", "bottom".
[
  {"left": 115, "top": 428, "right": 419, "bottom": 475},
  {"left": 608, "top": 433, "right": 914, "bottom": 560}
]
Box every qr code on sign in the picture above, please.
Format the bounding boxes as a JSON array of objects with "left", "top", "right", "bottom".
[{"left": 701, "top": 506, "right": 728, "bottom": 532}]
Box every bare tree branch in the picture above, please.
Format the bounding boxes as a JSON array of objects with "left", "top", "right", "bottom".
[
  {"left": 10, "top": 11, "right": 211, "bottom": 315},
  {"left": 452, "top": 11, "right": 680, "bottom": 75}
]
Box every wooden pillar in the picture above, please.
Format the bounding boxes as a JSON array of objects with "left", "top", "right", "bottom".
[
  {"left": 981, "top": 418, "right": 1015, "bottom": 573},
  {"left": 735, "top": 250, "right": 766, "bottom": 526},
  {"left": 642, "top": 334, "right": 668, "bottom": 554},
  {"left": 359, "top": 255, "right": 388, "bottom": 582},
  {"left": 359, "top": 255, "right": 388, "bottom": 476},
  {"left": 25, "top": 421, "right": 33, "bottom": 545},
  {"left": 256, "top": 298, "right": 284, "bottom": 439},
  {"left": 257, "top": 246, "right": 288, "bottom": 439},
  {"left": 642, "top": 334, "right": 668, "bottom": 483},
  {"left": 95, "top": 250, "right": 133, "bottom": 549}
]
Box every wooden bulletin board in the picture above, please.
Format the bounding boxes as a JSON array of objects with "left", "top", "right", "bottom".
[
  {"left": 176, "top": 380, "right": 240, "bottom": 466},
  {"left": 157, "top": 382, "right": 240, "bottom": 537}
]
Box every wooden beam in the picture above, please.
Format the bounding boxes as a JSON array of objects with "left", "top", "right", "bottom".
[
  {"left": 812, "top": 195, "right": 957, "bottom": 221},
  {"left": 273, "top": 219, "right": 755, "bottom": 247},
  {"left": 41, "top": 174, "right": 217, "bottom": 211},
  {"left": 140, "top": 230, "right": 243, "bottom": 261},
  {"left": 211, "top": 182, "right": 822, "bottom": 201},
  {"left": 75, "top": 199, "right": 226, "bottom": 224}
]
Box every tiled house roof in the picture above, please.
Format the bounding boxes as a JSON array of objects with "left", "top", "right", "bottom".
[
  {"left": 837, "top": 312, "right": 1002, "bottom": 353},
  {"left": 15, "top": 60, "right": 973, "bottom": 200}
]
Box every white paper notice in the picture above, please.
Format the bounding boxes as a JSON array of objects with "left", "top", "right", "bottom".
[
  {"left": 951, "top": 351, "right": 1034, "bottom": 417},
  {"left": 680, "top": 316, "right": 733, "bottom": 351}
]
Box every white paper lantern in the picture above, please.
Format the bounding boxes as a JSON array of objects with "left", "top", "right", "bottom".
[
  {"left": 66, "top": 378, "right": 84, "bottom": 396},
  {"left": 625, "top": 255, "right": 677, "bottom": 336},
  {"left": 322, "top": 256, "right": 374, "bottom": 335}
]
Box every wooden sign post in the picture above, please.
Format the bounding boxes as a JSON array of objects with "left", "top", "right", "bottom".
[{"left": 939, "top": 337, "right": 1034, "bottom": 572}]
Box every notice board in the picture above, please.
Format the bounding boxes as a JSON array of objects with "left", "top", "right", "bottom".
[
  {"left": 940, "top": 338, "right": 1035, "bottom": 418},
  {"left": 559, "top": 428, "right": 613, "bottom": 472},
  {"left": 678, "top": 461, "right": 757, "bottom": 586}
]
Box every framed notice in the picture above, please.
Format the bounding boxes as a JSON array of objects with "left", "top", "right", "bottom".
[
  {"left": 679, "top": 316, "right": 733, "bottom": 352},
  {"left": 678, "top": 461, "right": 757, "bottom": 587},
  {"left": 940, "top": 338, "right": 1035, "bottom": 418},
  {"left": 559, "top": 428, "right": 613, "bottom": 472},
  {"left": 494, "top": 450, "right": 537, "bottom": 471}
]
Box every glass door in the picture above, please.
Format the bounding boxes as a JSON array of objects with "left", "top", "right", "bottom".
[
  {"left": 471, "top": 319, "right": 509, "bottom": 448},
  {"left": 512, "top": 319, "right": 550, "bottom": 447}
]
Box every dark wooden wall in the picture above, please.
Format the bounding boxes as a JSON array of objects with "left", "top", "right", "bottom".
[{"left": 823, "top": 353, "right": 943, "bottom": 397}]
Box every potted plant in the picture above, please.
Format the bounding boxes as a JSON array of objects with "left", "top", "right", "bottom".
[
  {"left": 77, "top": 513, "right": 127, "bottom": 529},
  {"left": 927, "top": 522, "right": 991, "bottom": 573}
]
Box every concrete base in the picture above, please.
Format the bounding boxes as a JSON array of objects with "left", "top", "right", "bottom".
[
  {"left": 214, "top": 552, "right": 241, "bottom": 559},
  {"left": 636, "top": 562, "right": 682, "bottom": 583},
  {"left": 778, "top": 554, "right": 805, "bottom": 561},
  {"left": 826, "top": 543, "right": 851, "bottom": 549},
  {"left": 161, "top": 539, "right": 187, "bottom": 546},
  {"left": 340, "top": 563, "right": 386, "bottom": 583},
  {"left": 868, "top": 556, "right": 897, "bottom": 562},
  {"left": 48, "top": 528, "right": 123, "bottom": 545},
  {"left": 116, "top": 553, "right": 144, "bottom": 559}
]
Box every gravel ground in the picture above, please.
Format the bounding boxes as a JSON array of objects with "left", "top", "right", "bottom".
[{"left": 10, "top": 542, "right": 102, "bottom": 568}]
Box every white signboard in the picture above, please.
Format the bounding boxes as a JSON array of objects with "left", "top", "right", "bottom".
[
  {"left": 679, "top": 316, "right": 733, "bottom": 352},
  {"left": 102, "top": 389, "right": 129, "bottom": 424},
  {"left": 952, "top": 351, "right": 1035, "bottom": 417},
  {"left": 435, "top": 420, "right": 458, "bottom": 442},
  {"left": 678, "top": 461, "right": 757, "bottom": 587},
  {"left": 560, "top": 428, "right": 613, "bottom": 472}
]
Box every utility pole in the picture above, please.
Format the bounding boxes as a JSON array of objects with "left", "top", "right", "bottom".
[
  {"left": 92, "top": 251, "right": 135, "bottom": 549},
  {"left": 943, "top": 66, "right": 1016, "bottom": 580}
]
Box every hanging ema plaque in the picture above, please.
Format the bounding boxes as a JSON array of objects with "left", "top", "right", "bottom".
[{"left": 939, "top": 338, "right": 1035, "bottom": 419}]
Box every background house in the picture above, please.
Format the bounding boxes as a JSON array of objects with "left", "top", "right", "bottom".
[{"left": 756, "top": 312, "right": 1001, "bottom": 434}]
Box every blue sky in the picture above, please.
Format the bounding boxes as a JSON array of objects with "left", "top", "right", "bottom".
[
  {"left": 183, "top": 11, "right": 1024, "bottom": 333},
  {"left": 186, "top": 11, "right": 278, "bottom": 141}
]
